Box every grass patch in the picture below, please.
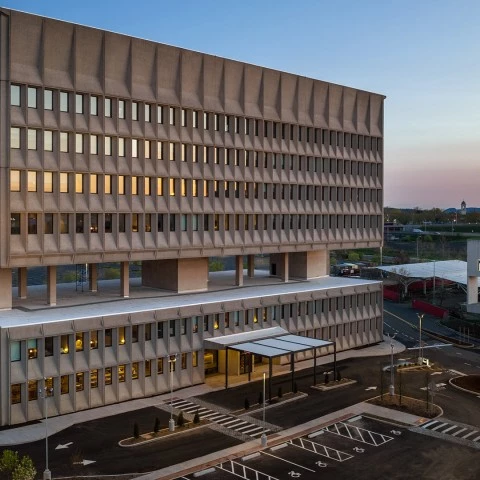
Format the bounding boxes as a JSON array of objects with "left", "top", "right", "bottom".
[{"left": 368, "top": 394, "right": 440, "bottom": 418}]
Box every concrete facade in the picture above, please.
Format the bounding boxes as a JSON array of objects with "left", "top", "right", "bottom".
[{"left": 0, "top": 9, "right": 385, "bottom": 425}]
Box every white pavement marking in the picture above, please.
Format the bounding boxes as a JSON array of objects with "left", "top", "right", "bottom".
[
  {"left": 451, "top": 428, "right": 468, "bottom": 437},
  {"left": 473, "top": 435, "right": 480, "bottom": 442},
  {"left": 431, "top": 423, "right": 448, "bottom": 432},
  {"left": 365, "top": 386, "right": 377, "bottom": 391},
  {"left": 421, "top": 421, "right": 438, "bottom": 429},
  {"left": 442, "top": 426, "right": 459, "bottom": 434},
  {"left": 464, "top": 363, "right": 472, "bottom": 366},
  {"left": 289, "top": 438, "right": 353, "bottom": 462},
  {"left": 263, "top": 451, "right": 316, "bottom": 472},
  {"left": 324, "top": 422, "right": 393, "bottom": 446},
  {"left": 55, "top": 442, "right": 73, "bottom": 450},
  {"left": 431, "top": 372, "right": 442, "bottom": 376},
  {"left": 462, "top": 430, "right": 478, "bottom": 440}
]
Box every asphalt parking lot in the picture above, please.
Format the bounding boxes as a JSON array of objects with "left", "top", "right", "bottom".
[{"left": 176, "top": 416, "right": 480, "bottom": 480}]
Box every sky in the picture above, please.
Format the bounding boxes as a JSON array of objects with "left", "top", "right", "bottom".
[{"left": 3, "top": 0, "right": 479, "bottom": 209}]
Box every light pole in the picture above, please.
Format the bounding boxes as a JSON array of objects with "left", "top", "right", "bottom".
[
  {"left": 168, "top": 354, "right": 177, "bottom": 432},
  {"left": 417, "top": 313, "right": 425, "bottom": 365},
  {"left": 39, "top": 379, "right": 52, "bottom": 480},
  {"left": 388, "top": 334, "right": 395, "bottom": 396},
  {"left": 260, "top": 372, "right": 267, "bottom": 447}
]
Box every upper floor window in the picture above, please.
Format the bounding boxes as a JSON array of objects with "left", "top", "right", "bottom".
[
  {"left": 60, "top": 91, "right": 69, "bottom": 112},
  {"left": 119, "top": 100, "right": 125, "bottom": 119},
  {"left": 76, "top": 94, "right": 83, "bottom": 114},
  {"left": 169, "top": 107, "right": 175, "bottom": 125},
  {"left": 105, "top": 98, "right": 112, "bottom": 117},
  {"left": 11, "top": 85, "right": 21, "bottom": 106},
  {"left": 145, "top": 104, "right": 151, "bottom": 122},
  {"left": 132, "top": 102, "right": 138, "bottom": 121},
  {"left": 27, "top": 87, "right": 37, "bottom": 108},
  {"left": 10, "top": 127, "right": 20, "bottom": 149},
  {"left": 44, "top": 90, "right": 53, "bottom": 110},
  {"left": 90, "top": 96, "right": 98, "bottom": 116}
]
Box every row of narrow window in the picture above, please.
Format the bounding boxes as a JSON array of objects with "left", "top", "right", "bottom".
[
  {"left": 11, "top": 293, "right": 380, "bottom": 362},
  {"left": 10, "top": 170, "right": 382, "bottom": 203},
  {"left": 11, "top": 212, "right": 383, "bottom": 235},
  {"left": 10, "top": 355, "right": 197, "bottom": 405},
  {"left": 10, "top": 128, "right": 382, "bottom": 175},
  {"left": 11, "top": 84, "right": 383, "bottom": 150}
]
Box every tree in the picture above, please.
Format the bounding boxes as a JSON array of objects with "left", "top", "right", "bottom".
[
  {"left": 336, "top": 370, "right": 342, "bottom": 382},
  {"left": 0, "top": 450, "right": 36, "bottom": 480},
  {"left": 133, "top": 423, "right": 140, "bottom": 439},
  {"left": 277, "top": 386, "right": 283, "bottom": 399},
  {"left": 347, "top": 251, "right": 361, "bottom": 262},
  {"left": 244, "top": 397, "right": 250, "bottom": 410},
  {"left": 177, "top": 411, "right": 185, "bottom": 427},
  {"left": 324, "top": 372, "right": 329, "bottom": 385},
  {"left": 193, "top": 409, "right": 200, "bottom": 424}
]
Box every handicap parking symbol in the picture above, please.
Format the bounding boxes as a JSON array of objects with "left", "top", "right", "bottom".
[
  {"left": 353, "top": 447, "right": 365, "bottom": 453},
  {"left": 316, "top": 461, "right": 327, "bottom": 468},
  {"left": 288, "top": 471, "right": 301, "bottom": 478}
]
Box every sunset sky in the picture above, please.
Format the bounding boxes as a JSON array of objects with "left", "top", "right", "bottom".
[{"left": 5, "top": 0, "right": 479, "bottom": 209}]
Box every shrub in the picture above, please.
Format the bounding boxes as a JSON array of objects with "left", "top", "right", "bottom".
[
  {"left": 244, "top": 398, "right": 250, "bottom": 410},
  {"left": 193, "top": 409, "right": 200, "bottom": 424},
  {"left": 324, "top": 372, "right": 329, "bottom": 385},
  {"left": 336, "top": 370, "right": 342, "bottom": 382},
  {"left": 258, "top": 391, "right": 263, "bottom": 405},
  {"left": 177, "top": 411, "right": 185, "bottom": 427},
  {"left": 133, "top": 423, "right": 140, "bottom": 439},
  {"left": 153, "top": 417, "right": 160, "bottom": 434},
  {"left": 277, "top": 386, "right": 283, "bottom": 399}
]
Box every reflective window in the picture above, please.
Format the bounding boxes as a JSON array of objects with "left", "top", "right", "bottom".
[
  {"left": 10, "top": 341, "right": 21, "bottom": 362},
  {"left": 90, "top": 96, "right": 98, "bottom": 116},
  {"left": 60, "top": 172, "right": 69, "bottom": 193},
  {"left": 27, "top": 339, "right": 38, "bottom": 359},
  {"left": 91, "top": 369, "right": 98, "bottom": 388},
  {"left": 118, "top": 100, "right": 125, "bottom": 119},
  {"left": 10, "top": 127, "right": 20, "bottom": 149},
  {"left": 104, "top": 98, "right": 112, "bottom": 117},
  {"left": 27, "top": 213, "right": 37, "bottom": 234},
  {"left": 10, "top": 170, "right": 20, "bottom": 192},
  {"left": 75, "top": 332, "right": 84, "bottom": 351},
  {"left": 60, "top": 132, "right": 69, "bottom": 152},
  {"left": 11, "top": 384, "right": 21, "bottom": 405},
  {"left": 27, "top": 129, "right": 37, "bottom": 150},
  {"left": 118, "top": 365, "right": 126, "bottom": 382},
  {"left": 90, "top": 135, "right": 98, "bottom": 155},
  {"left": 169, "top": 107, "right": 175, "bottom": 125},
  {"left": 60, "top": 91, "right": 69, "bottom": 112},
  {"left": 44, "top": 130, "right": 53, "bottom": 151},
  {"left": 29, "top": 380, "right": 38, "bottom": 401},
  {"left": 105, "top": 367, "right": 112, "bottom": 385},
  {"left": 28, "top": 87, "right": 37, "bottom": 108},
  {"left": 132, "top": 102, "right": 138, "bottom": 121},
  {"left": 75, "top": 134, "right": 83, "bottom": 154},
  {"left": 76, "top": 372, "right": 84, "bottom": 391},
  {"left": 60, "top": 213, "right": 69, "bottom": 233},
  {"left": 27, "top": 171, "right": 37, "bottom": 192},
  {"left": 75, "top": 94, "right": 83, "bottom": 114},
  {"left": 44, "top": 213, "right": 53, "bottom": 234},
  {"left": 61, "top": 375, "right": 69, "bottom": 394},
  {"left": 44, "top": 89, "right": 53, "bottom": 110},
  {"left": 11, "top": 85, "right": 21, "bottom": 106},
  {"left": 75, "top": 173, "right": 83, "bottom": 193},
  {"left": 45, "top": 337, "right": 54, "bottom": 357},
  {"left": 105, "top": 136, "right": 112, "bottom": 156}
]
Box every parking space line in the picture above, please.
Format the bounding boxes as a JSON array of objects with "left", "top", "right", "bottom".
[
  {"left": 473, "top": 435, "right": 480, "bottom": 442},
  {"left": 323, "top": 422, "right": 393, "bottom": 446},
  {"left": 289, "top": 438, "right": 353, "bottom": 462},
  {"left": 262, "top": 451, "right": 316, "bottom": 472},
  {"left": 431, "top": 423, "right": 448, "bottom": 432},
  {"left": 451, "top": 428, "right": 467, "bottom": 437},
  {"left": 442, "top": 426, "right": 458, "bottom": 434},
  {"left": 218, "top": 460, "right": 279, "bottom": 480},
  {"left": 421, "top": 420, "right": 438, "bottom": 429},
  {"left": 462, "top": 430, "right": 478, "bottom": 439}
]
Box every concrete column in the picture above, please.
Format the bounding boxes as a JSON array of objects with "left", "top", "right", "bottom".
[
  {"left": 247, "top": 255, "right": 255, "bottom": 278},
  {"left": 46, "top": 266, "right": 57, "bottom": 306},
  {"left": 0, "top": 268, "right": 12, "bottom": 310},
  {"left": 18, "top": 267, "right": 27, "bottom": 299},
  {"left": 235, "top": 255, "right": 243, "bottom": 286},
  {"left": 88, "top": 263, "right": 98, "bottom": 292},
  {"left": 289, "top": 250, "right": 328, "bottom": 279},
  {"left": 281, "top": 252, "right": 289, "bottom": 282},
  {"left": 467, "top": 276, "right": 478, "bottom": 305},
  {"left": 120, "top": 261, "right": 129, "bottom": 298}
]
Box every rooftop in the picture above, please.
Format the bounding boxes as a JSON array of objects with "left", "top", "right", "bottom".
[{"left": 0, "top": 271, "right": 380, "bottom": 329}]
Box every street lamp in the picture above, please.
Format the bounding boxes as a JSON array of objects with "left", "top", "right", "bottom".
[
  {"left": 168, "top": 354, "right": 177, "bottom": 432},
  {"left": 388, "top": 334, "right": 395, "bottom": 396},
  {"left": 261, "top": 372, "right": 267, "bottom": 447},
  {"left": 39, "top": 379, "right": 53, "bottom": 480},
  {"left": 417, "top": 313, "right": 425, "bottom": 365}
]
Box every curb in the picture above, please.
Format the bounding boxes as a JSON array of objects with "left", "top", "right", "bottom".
[{"left": 448, "top": 376, "right": 480, "bottom": 396}]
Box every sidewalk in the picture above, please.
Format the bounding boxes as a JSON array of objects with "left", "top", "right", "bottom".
[
  {"left": 134, "top": 399, "right": 425, "bottom": 480},
  {"left": 0, "top": 336, "right": 405, "bottom": 447}
]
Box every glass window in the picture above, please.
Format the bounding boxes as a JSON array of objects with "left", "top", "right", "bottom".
[
  {"left": 132, "top": 138, "right": 138, "bottom": 158},
  {"left": 28, "top": 380, "right": 38, "bottom": 401},
  {"left": 45, "top": 337, "right": 54, "bottom": 356},
  {"left": 44, "top": 89, "right": 53, "bottom": 110},
  {"left": 27, "top": 129, "right": 37, "bottom": 150},
  {"left": 105, "top": 175, "right": 112, "bottom": 194},
  {"left": 157, "top": 322, "right": 164, "bottom": 338},
  {"left": 144, "top": 140, "right": 151, "bottom": 159},
  {"left": 105, "top": 367, "right": 112, "bottom": 385},
  {"left": 132, "top": 362, "right": 139, "bottom": 380},
  {"left": 76, "top": 372, "right": 84, "bottom": 391},
  {"left": 44, "top": 130, "right": 53, "bottom": 151},
  {"left": 118, "top": 365, "right": 126, "bottom": 382},
  {"left": 61, "top": 375, "right": 69, "bottom": 394},
  {"left": 90, "top": 174, "right": 98, "bottom": 194},
  {"left": 44, "top": 213, "right": 53, "bottom": 234},
  {"left": 132, "top": 102, "right": 138, "bottom": 121},
  {"left": 10, "top": 341, "right": 21, "bottom": 362},
  {"left": 145, "top": 360, "right": 152, "bottom": 377},
  {"left": 27, "top": 171, "right": 37, "bottom": 192},
  {"left": 60, "top": 213, "right": 69, "bottom": 233},
  {"left": 60, "top": 132, "right": 69, "bottom": 152},
  {"left": 192, "top": 351, "right": 198, "bottom": 367},
  {"left": 90, "top": 213, "right": 98, "bottom": 233},
  {"left": 105, "top": 328, "right": 112, "bottom": 347},
  {"left": 10, "top": 127, "right": 20, "bottom": 149},
  {"left": 27, "top": 213, "right": 37, "bottom": 234},
  {"left": 91, "top": 369, "right": 98, "bottom": 389},
  {"left": 181, "top": 108, "right": 187, "bottom": 127},
  {"left": 118, "top": 138, "right": 125, "bottom": 157},
  {"left": 118, "top": 100, "right": 125, "bottom": 119},
  {"left": 157, "top": 358, "right": 164, "bottom": 374},
  {"left": 145, "top": 104, "right": 151, "bottom": 122},
  {"left": 75, "top": 173, "right": 83, "bottom": 193},
  {"left": 145, "top": 323, "right": 152, "bottom": 341},
  {"left": 169, "top": 107, "right": 175, "bottom": 125},
  {"left": 60, "top": 91, "right": 69, "bottom": 112},
  {"left": 90, "top": 96, "right": 98, "bottom": 115},
  {"left": 28, "top": 87, "right": 37, "bottom": 108},
  {"left": 75, "top": 134, "right": 83, "bottom": 154},
  {"left": 11, "top": 384, "right": 21, "bottom": 405},
  {"left": 104, "top": 98, "right": 112, "bottom": 117},
  {"left": 181, "top": 353, "right": 187, "bottom": 369},
  {"left": 60, "top": 172, "right": 69, "bottom": 193},
  {"left": 75, "top": 332, "right": 84, "bottom": 351},
  {"left": 27, "top": 339, "right": 38, "bottom": 359},
  {"left": 11, "top": 84, "right": 21, "bottom": 106},
  {"left": 169, "top": 142, "right": 175, "bottom": 161},
  {"left": 157, "top": 141, "right": 163, "bottom": 160},
  {"left": 61, "top": 335, "right": 70, "bottom": 354},
  {"left": 105, "top": 136, "right": 112, "bottom": 156},
  {"left": 157, "top": 105, "right": 163, "bottom": 123},
  {"left": 90, "top": 135, "right": 98, "bottom": 155},
  {"left": 105, "top": 213, "right": 112, "bottom": 233},
  {"left": 119, "top": 326, "right": 126, "bottom": 345},
  {"left": 132, "top": 325, "right": 139, "bottom": 343},
  {"left": 145, "top": 177, "right": 151, "bottom": 196},
  {"left": 10, "top": 170, "right": 20, "bottom": 192},
  {"left": 75, "top": 94, "right": 83, "bottom": 114},
  {"left": 118, "top": 175, "right": 125, "bottom": 195},
  {"left": 90, "top": 330, "right": 98, "bottom": 349},
  {"left": 169, "top": 319, "right": 176, "bottom": 337}
]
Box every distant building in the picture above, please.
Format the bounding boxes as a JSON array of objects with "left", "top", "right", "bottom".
[{"left": 460, "top": 200, "right": 467, "bottom": 216}]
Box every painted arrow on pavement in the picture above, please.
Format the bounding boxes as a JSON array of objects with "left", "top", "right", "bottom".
[
  {"left": 55, "top": 442, "right": 73, "bottom": 450},
  {"left": 73, "top": 460, "right": 96, "bottom": 466},
  {"left": 365, "top": 386, "right": 377, "bottom": 391}
]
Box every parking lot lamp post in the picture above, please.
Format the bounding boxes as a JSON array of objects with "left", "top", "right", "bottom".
[
  {"left": 168, "top": 355, "right": 177, "bottom": 432},
  {"left": 389, "top": 335, "right": 395, "bottom": 396},
  {"left": 261, "top": 372, "right": 267, "bottom": 447},
  {"left": 39, "top": 379, "right": 52, "bottom": 480},
  {"left": 417, "top": 313, "right": 425, "bottom": 365}
]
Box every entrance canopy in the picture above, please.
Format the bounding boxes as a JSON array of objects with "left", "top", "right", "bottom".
[{"left": 204, "top": 326, "right": 333, "bottom": 358}]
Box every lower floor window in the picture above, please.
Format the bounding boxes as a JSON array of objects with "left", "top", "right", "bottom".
[{"left": 11, "top": 384, "right": 21, "bottom": 404}]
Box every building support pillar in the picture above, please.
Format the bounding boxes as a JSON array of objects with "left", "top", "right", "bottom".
[
  {"left": 18, "top": 267, "right": 27, "bottom": 299},
  {"left": 120, "top": 261, "right": 129, "bottom": 298},
  {"left": 281, "top": 253, "right": 289, "bottom": 282},
  {"left": 235, "top": 255, "right": 243, "bottom": 286},
  {"left": 0, "top": 268, "right": 12, "bottom": 310},
  {"left": 88, "top": 264, "right": 98, "bottom": 292},
  {"left": 247, "top": 255, "right": 255, "bottom": 278},
  {"left": 46, "top": 266, "right": 56, "bottom": 306},
  {"left": 225, "top": 347, "right": 229, "bottom": 389}
]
